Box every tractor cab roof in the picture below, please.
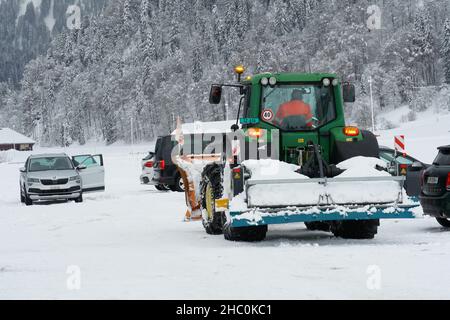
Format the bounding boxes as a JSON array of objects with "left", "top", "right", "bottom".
[{"left": 244, "top": 72, "right": 339, "bottom": 85}]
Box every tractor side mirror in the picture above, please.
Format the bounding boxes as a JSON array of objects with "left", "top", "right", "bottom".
[
  {"left": 343, "top": 83, "right": 356, "bottom": 103},
  {"left": 209, "top": 85, "right": 222, "bottom": 105}
]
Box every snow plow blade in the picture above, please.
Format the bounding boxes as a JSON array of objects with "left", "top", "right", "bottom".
[
  {"left": 229, "top": 176, "right": 421, "bottom": 227},
  {"left": 230, "top": 204, "right": 419, "bottom": 228}
]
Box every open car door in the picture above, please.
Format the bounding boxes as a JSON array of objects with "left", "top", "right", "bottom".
[{"left": 72, "top": 154, "right": 105, "bottom": 193}]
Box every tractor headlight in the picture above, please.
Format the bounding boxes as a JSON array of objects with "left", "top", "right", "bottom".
[
  {"left": 332, "top": 79, "right": 339, "bottom": 86},
  {"left": 261, "top": 77, "right": 269, "bottom": 86},
  {"left": 27, "top": 178, "right": 40, "bottom": 184},
  {"left": 323, "top": 78, "right": 331, "bottom": 87},
  {"left": 269, "top": 77, "right": 277, "bottom": 86}
]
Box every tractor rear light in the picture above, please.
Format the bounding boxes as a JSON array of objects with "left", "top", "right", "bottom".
[
  {"left": 159, "top": 160, "right": 166, "bottom": 171},
  {"left": 446, "top": 173, "right": 450, "bottom": 190},
  {"left": 144, "top": 161, "right": 154, "bottom": 168},
  {"left": 248, "top": 128, "right": 263, "bottom": 139},
  {"left": 233, "top": 167, "right": 242, "bottom": 174},
  {"left": 343, "top": 127, "right": 360, "bottom": 137}
]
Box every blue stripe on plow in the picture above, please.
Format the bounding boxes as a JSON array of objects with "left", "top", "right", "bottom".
[{"left": 230, "top": 206, "right": 418, "bottom": 228}]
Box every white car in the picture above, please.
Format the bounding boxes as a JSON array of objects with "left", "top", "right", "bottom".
[
  {"left": 20, "top": 153, "right": 105, "bottom": 206},
  {"left": 140, "top": 152, "right": 170, "bottom": 191},
  {"left": 140, "top": 152, "right": 155, "bottom": 185}
]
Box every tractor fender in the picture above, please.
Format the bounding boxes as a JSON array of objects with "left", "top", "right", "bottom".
[{"left": 330, "top": 129, "right": 380, "bottom": 165}]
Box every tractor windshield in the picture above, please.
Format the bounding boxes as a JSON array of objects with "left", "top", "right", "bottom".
[{"left": 261, "top": 83, "right": 336, "bottom": 131}]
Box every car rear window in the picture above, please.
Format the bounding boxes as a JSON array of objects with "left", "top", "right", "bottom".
[{"left": 434, "top": 150, "right": 450, "bottom": 165}]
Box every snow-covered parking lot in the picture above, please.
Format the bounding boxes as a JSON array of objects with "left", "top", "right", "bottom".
[{"left": 1, "top": 112, "right": 450, "bottom": 300}]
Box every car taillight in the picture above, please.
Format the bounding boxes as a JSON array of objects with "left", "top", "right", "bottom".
[
  {"left": 446, "top": 173, "right": 450, "bottom": 190},
  {"left": 159, "top": 160, "right": 166, "bottom": 170},
  {"left": 144, "top": 161, "right": 154, "bottom": 168}
]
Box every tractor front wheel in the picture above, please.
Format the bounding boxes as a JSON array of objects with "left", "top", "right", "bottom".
[
  {"left": 332, "top": 220, "right": 379, "bottom": 240},
  {"left": 200, "top": 165, "right": 224, "bottom": 235}
]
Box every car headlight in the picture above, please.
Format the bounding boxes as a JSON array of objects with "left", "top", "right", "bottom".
[
  {"left": 69, "top": 176, "right": 81, "bottom": 183},
  {"left": 27, "top": 178, "right": 40, "bottom": 184}
]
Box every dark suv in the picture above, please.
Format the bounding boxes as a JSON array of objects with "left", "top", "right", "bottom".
[
  {"left": 152, "top": 135, "right": 185, "bottom": 192},
  {"left": 420, "top": 146, "right": 450, "bottom": 227}
]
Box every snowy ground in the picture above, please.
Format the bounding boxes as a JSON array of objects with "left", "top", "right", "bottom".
[{"left": 1, "top": 111, "right": 450, "bottom": 300}]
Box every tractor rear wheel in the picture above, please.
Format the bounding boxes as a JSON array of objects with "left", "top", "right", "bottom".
[
  {"left": 332, "top": 130, "right": 380, "bottom": 164},
  {"left": 223, "top": 221, "right": 268, "bottom": 242},
  {"left": 200, "top": 165, "right": 224, "bottom": 235},
  {"left": 331, "top": 220, "right": 379, "bottom": 240},
  {"left": 330, "top": 130, "right": 381, "bottom": 240}
]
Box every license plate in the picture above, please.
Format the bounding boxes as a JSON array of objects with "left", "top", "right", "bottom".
[
  {"left": 427, "top": 177, "right": 439, "bottom": 185},
  {"left": 50, "top": 186, "right": 61, "bottom": 190}
]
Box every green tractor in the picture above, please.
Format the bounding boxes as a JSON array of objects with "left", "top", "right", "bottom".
[{"left": 197, "top": 66, "right": 418, "bottom": 242}]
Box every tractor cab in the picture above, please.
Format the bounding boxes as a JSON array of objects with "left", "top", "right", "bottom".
[{"left": 210, "top": 67, "right": 359, "bottom": 166}]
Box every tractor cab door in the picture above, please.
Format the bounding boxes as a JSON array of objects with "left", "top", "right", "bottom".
[{"left": 72, "top": 154, "right": 105, "bottom": 193}]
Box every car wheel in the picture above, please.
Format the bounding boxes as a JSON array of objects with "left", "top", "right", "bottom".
[
  {"left": 436, "top": 218, "right": 450, "bottom": 228},
  {"left": 75, "top": 193, "right": 83, "bottom": 203},
  {"left": 20, "top": 185, "right": 25, "bottom": 203},
  {"left": 155, "top": 185, "right": 169, "bottom": 191},
  {"left": 24, "top": 190, "right": 33, "bottom": 206},
  {"left": 170, "top": 175, "right": 185, "bottom": 193}
]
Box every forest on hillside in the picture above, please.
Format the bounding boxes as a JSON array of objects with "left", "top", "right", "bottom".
[{"left": 1, "top": 0, "right": 450, "bottom": 146}]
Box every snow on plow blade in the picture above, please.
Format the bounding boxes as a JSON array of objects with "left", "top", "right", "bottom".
[{"left": 230, "top": 176, "right": 420, "bottom": 227}]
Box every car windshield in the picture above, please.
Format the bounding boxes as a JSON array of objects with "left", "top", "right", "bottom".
[
  {"left": 261, "top": 83, "right": 336, "bottom": 131},
  {"left": 433, "top": 150, "right": 450, "bottom": 166},
  {"left": 29, "top": 157, "right": 74, "bottom": 172}
]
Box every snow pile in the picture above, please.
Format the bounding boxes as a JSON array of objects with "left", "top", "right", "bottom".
[
  {"left": 243, "top": 159, "right": 305, "bottom": 181},
  {"left": 336, "top": 156, "right": 387, "bottom": 172},
  {"left": 239, "top": 157, "right": 402, "bottom": 209}
]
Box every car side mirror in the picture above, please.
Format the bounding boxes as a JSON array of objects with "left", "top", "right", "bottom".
[
  {"left": 77, "top": 165, "right": 87, "bottom": 171},
  {"left": 209, "top": 85, "right": 222, "bottom": 105},
  {"left": 343, "top": 83, "right": 356, "bottom": 103},
  {"left": 19, "top": 167, "right": 26, "bottom": 173}
]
